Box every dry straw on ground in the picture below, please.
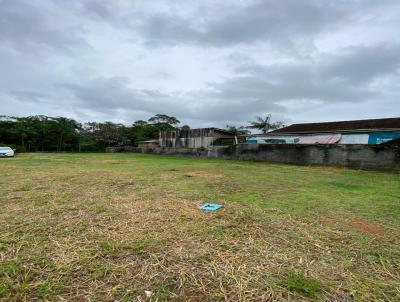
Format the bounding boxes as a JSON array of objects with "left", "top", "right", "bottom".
[{"left": 1, "top": 153, "right": 399, "bottom": 301}]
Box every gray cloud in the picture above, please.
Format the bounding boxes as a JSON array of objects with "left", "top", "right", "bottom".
[
  {"left": 322, "top": 44, "right": 400, "bottom": 83},
  {"left": 58, "top": 43, "right": 400, "bottom": 122},
  {"left": 0, "top": 0, "right": 399, "bottom": 127},
  {"left": 137, "top": 0, "right": 397, "bottom": 48},
  {"left": 75, "top": 0, "right": 115, "bottom": 20},
  {"left": 58, "top": 77, "right": 284, "bottom": 124},
  {"left": 60, "top": 77, "right": 173, "bottom": 114},
  {"left": 221, "top": 43, "right": 400, "bottom": 106},
  {"left": 0, "top": 0, "right": 87, "bottom": 53},
  {"left": 8, "top": 90, "right": 52, "bottom": 103}
]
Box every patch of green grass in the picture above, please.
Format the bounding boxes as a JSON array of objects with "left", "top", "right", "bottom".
[
  {"left": 329, "top": 181, "right": 363, "bottom": 190},
  {"left": 131, "top": 241, "right": 148, "bottom": 254},
  {"left": 121, "top": 287, "right": 138, "bottom": 302},
  {"left": 130, "top": 236, "right": 168, "bottom": 254},
  {"left": 34, "top": 279, "right": 66, "bottom": 299},
  {"left": 208, "top": 223, "right": 243, "bottom": 238},
  {"left": 281, "top": 271, "right": 322, "bottom": 299},
  {"left": 154, "top": 282, "right": 171, "bottom": 301},
  {"left": 0, "top": 280, "right": 13, "bottom": 299},
  {"left": 89, "top": 263, "right": 110, "bottom": 279},
  {"left": 0, "top": 261, "right": 23, "bottom": 277},
  {"left": 0, "top": 238, "right": 16, "bottom": 247},
  {"left": 0, "top": 261, "right": 31, "bottom": 299},
  {"left": 18, "top": 183, "right": 32, "bottom": 191},
  {"left": 99, "top": 240, "right": 118, "bottom": 254},
  {"left": 94, "top": 203, "right": 108, "bottom": 214}
]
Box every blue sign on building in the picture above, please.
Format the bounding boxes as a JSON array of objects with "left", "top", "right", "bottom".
[{"left": 368, "top": 133, "right": 400, "bottom": 144}]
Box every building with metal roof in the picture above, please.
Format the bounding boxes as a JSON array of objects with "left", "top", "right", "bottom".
[{"left": 248, "top": 118, "right": 400, "bottom": 145}]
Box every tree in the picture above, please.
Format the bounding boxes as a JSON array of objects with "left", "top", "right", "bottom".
[
  {"left": 52, "top": 117, "right": 81, "bottom": 151},
  {"left": 0, "top": 116, "right": 18, "bottom": 148},
  {"left": 225, "top": 125, "right": 250, "bottom": 135},
  {"left": 181, "top": 125, "right": 191, "bottom": 130},
  {"left": 247, "top": 115, "right": 285, "bottom": 134},
  {"left": 0, "top": 114, "right": 185, "bottom": 152},
  {"left": 0, "top": 115, "right": 81, "bottom": 152},
  {"left": 133, "top": 120, "right": 148, "bottom": 127},
  {"left": 148, "top": 114, "right": 180, "bottom": 126},
  {"left": 82, "top": 122, "right": 129, "bottom": 148}
]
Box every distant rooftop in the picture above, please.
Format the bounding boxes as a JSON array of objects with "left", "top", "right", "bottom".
[
  {"left": 160, "top": 127, "right": 234, "bottom": 136},
  {"left": 270, "top": 117, "right": 400, "bottom": 135}
]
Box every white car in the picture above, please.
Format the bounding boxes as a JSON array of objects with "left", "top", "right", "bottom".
[{"left": 0, "top": 147, "right": 15, "bottom": 157}]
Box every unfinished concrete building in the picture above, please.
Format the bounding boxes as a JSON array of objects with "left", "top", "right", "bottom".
[{"left": 159, "top": 128, "right": 234, "bottom": 148}]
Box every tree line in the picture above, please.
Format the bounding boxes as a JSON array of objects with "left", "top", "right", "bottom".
[
  {"left": 0, "top": 114, "right": 284, "bottom": 152},
  {"left": 0, "top": 114, "right": 183, "bottom": 152}
]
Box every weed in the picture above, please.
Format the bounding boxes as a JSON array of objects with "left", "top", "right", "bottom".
[
  {"left": 99, "top": 240, "right": 117, "bottom": 254},
  {"left": 0, "top": 261, "right": 23, "bottom": 277},
  {"left": 281, "top": 271, "right": 322, "bottom": 299},
  {"left": 89, "top": 264, "right": 109, "bottom": 279},
  {"left": 154, "top": 282, "right": 171, "bottom": 301},
  {"left": 131, "top": 241, "right": 148, "bottom": 254},
  {"left": 95, "top": 204, "right": 107, "bottom": 213},
  {"left": 19, "top": 183, "right": 32, "bottom": 191},
  {"left": 35, "top": 279, "right": 65, "bottom": 299},
  {"left": 0, "top": 279, "right": 14, "bottom": 299}
]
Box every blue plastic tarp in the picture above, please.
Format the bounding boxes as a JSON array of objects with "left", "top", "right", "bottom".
[{"left": 199, "top": 203, "right": 223, "bottom": 212}]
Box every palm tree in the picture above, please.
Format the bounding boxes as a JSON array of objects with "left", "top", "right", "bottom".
[
  {"left": 247, "top": 114, "right": 285, "bottom": 134},
  {"left": 225, "top": 125, "right": 250, "bottom": 135}
]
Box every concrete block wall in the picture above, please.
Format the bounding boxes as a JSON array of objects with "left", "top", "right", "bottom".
[
  {"left": 213, "top": 144, "right": 399, "bottom": 170},
  {"left": 116, "top": 142, "right": 400, "bottom": 171}
]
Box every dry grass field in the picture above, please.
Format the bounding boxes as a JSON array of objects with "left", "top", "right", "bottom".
[{"left": 1, "top": 153, "right": 400, "bottom": 301}]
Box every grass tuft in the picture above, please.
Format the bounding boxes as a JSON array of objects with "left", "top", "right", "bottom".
[
  {"left": 281, "top": 271, "right": 322, "bottom": 299},
  {"left": 99, "top": 240, "right": 117, "bottom": 254},
  {"left": 154, "top": 282, "right": 171, "bottom": 301}
]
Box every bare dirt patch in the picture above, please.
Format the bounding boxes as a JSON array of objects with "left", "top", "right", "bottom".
[{"left": 348, "top": 218, "right": 383, "bottom": 235}]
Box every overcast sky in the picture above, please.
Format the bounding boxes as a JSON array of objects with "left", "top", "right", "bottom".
[{"left": 1, "top": 0, "right": 400, "bottom": 127}]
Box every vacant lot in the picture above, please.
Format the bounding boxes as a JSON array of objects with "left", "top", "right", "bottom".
[{"left": 1, "top": 153, "right": 399, "bottom": 301}]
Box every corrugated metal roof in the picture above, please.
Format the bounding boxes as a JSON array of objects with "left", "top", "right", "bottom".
[{"left": 270, "top": 117, "right": 400, "bottom": 135}]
